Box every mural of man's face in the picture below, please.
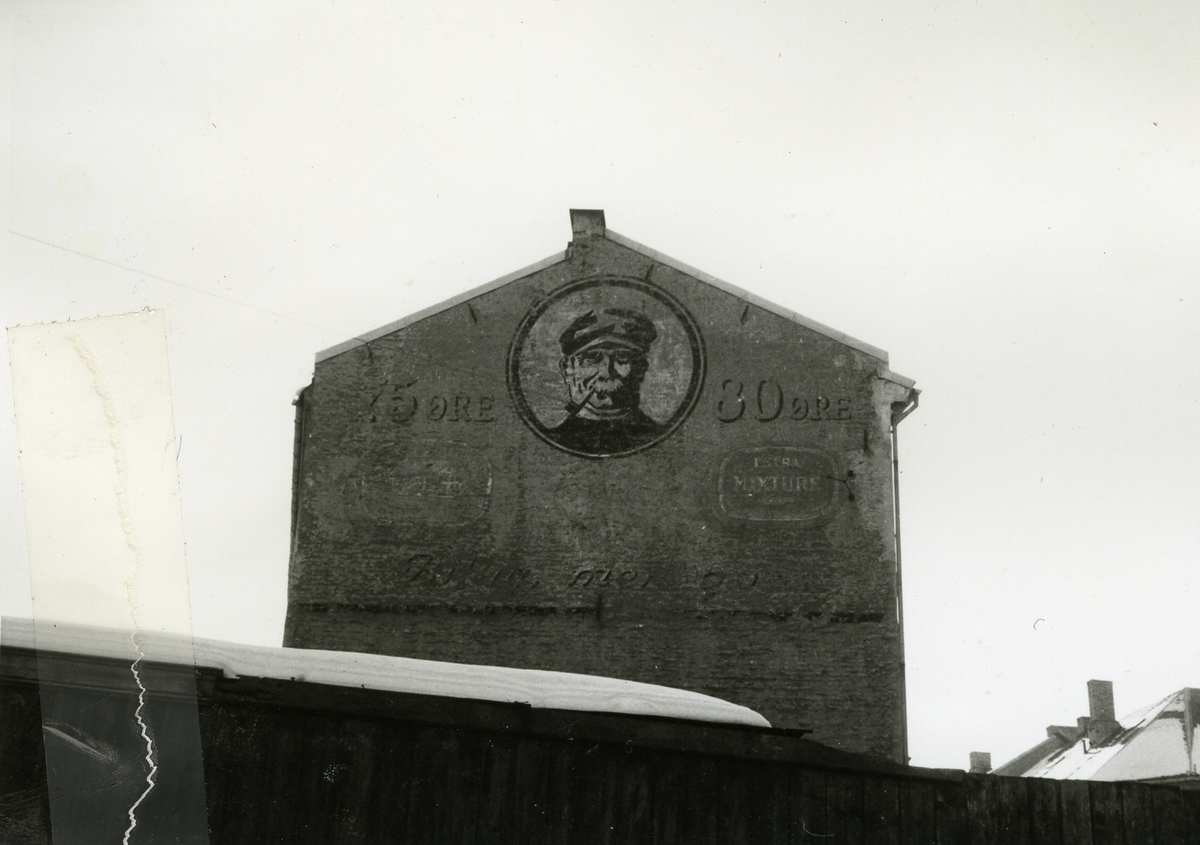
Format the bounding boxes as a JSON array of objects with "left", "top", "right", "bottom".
[{"left": 560, "top": 345, "right": 649, "bottom": 417}]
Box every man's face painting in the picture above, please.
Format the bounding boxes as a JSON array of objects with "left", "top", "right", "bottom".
[{"left": 560, "top": 347, "right": 647, "bottom": 412}]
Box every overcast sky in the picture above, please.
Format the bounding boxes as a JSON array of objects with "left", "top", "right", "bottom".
[{"left": 3, "top": 1, "right": 1198, "bottom": 771}]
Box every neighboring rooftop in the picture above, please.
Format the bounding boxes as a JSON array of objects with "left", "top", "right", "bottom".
[{"left": 992, "top": 680, "right": 1200, "bottom": 786}]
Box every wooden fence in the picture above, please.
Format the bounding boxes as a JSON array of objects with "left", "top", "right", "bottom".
[
  {"left": 200, "top": 692, "right": 1200, "bottom": 844},
  {"left": 4, "top": 642, "right": 1200, "bottom": 844}
]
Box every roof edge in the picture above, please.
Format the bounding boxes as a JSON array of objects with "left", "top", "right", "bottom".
[
  {"left": 992, "top": 736, "right": 1066, "bottom": 776},
  {"left": 312, "top": 223, "right": 915, "bottom": 387},
  {"left": 881, "top": 370, "right": 917, "bottom": 391},
  {"left": 604, "top": 228, "right": 898, "bottom": 368},
  {"left": 315, "top": 249, "right": 569, "bottom": 363}
]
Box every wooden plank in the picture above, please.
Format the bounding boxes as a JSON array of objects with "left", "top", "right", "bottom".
[
  {"left": 1089, "top": 781, "right": 1126, "bottom": 845},
  {"left": 1058, "top": 780, "right": 1093, "bottom": 845},
  {"left": 403, "top": 725, "right": 446, "bottom": 844},
  {"left": 416, "top": 725, "right": 483, "bottom": 844},
  {"left": 444, "top": 729, "right": 485, "bottom": 845},
  {"left": 1120, "top": 783, "right": 1154, "bottom": 845},
  {"left": 510, "top": 735, "right": 552, "bottom": 845},
  {"left": 862, "top": 776, "right": 901, "bottom": 845},
  {"left": 1179, "top": 786, "right": 1200, "bottom": 845},
  {"left": 566, "top": 743, "right": 601, "bottom": 845},
  {"left": 934, "top": 779, "right": 967, "bottom": 845},
  {"left": 429, "top": 724, "right": 484, "bottom": 845},
  {"left": 613, "top": 748, "right": 654, "bottom": 845},
  {"left": 541, "top": 739, "right": 578, "bottom": 843},
  {"left": 964, "top": 774, "right": 995, "bottom": 845},
  {"left": 683, "top": 756, "right": 722, "bottom": 845},
  {"left": 651, "top": 754, "right": 687, "bottom": 844},
  {"left": 993, "top": 777, "right": 1032, "bottom": 845},
  {"left": 365, "top": 722, "right": 416, "bottom": 841},
  {"left": 201, "top": 705, "right": 257, "bottom": 839},
  {"left": 751, "top": 762, "right": 791, "bottom": 845},
  {"left": 790, "top": 766, "right": 826, "bottom": 843},
  {"left": 1026, "top": 778, "right": 1063, "bottom": 845},
  {"left": 568, "top": 743, "right": 615, "bottom": 845},
  {"left": 825, "top": 770, "right": 865, "bottom": 845},
  {"left": 966, "top": 775, "right": 1032, "bottom": 845},
  {"left": 899, "top": 779, "right": 937, "bottom": 845},
  {"left": 1150, "top": 784, "right": 1185, "bottom": 845},
  {"left": 718, "top": 759, "right": 753, "bottom": 845},
  {"left": 476, "top": 735, "right": 517, "bottom": 845},
  {"left": 325, "top": 718, "right": 378, "bottom": 843},
  {"left": 601, "top": 747, "right": 623, "bottom": 845},
  {"left": 274, "top": 710, "right": 326, "bottom": 840}
]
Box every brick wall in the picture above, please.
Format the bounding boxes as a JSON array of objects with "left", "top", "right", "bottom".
[{"left": 285, "top": 225, "right": 915, "bottom": 761}]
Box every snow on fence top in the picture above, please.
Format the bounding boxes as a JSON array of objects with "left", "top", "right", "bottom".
[{"left": 1, "top": 617, "right": 770, "bottom": 728}]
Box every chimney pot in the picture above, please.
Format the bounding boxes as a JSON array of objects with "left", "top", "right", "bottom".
[
  {"left": 969, "top": 752, "right": 992, "bottom": 774},
  {"left": 569, "top": 209, "right": 606, "bottom": 240}
]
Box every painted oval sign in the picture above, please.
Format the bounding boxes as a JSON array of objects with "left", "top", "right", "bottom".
[
  {"left": 717, "top": 446, "right": 841, "bottom": 523},
  {"left": 346, "top": 441, "right": 492, "bottom": 527},
  {"left": 506, "top": 276, "right": 706, "bottom": 459}
]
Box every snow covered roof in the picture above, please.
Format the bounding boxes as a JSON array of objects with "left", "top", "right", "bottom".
[
  {"left": 994, "top": 688, "right": 1200, "bottom": 782},
  {"left": 0, "top": 617, "right": 770, "bottom": 729}
]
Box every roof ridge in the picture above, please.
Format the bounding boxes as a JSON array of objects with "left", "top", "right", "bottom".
[
  {"left": 310, "top": 224, "right": 915, "bottom": 392},
  {"left": 603, "top": 228, "right": 912, "bottom": 387},
  {"left": 315, "top": 249, "right": 568, "bottom": 363}
]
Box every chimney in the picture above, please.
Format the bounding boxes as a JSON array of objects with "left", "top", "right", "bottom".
[
  {"left": 969, "top": 752, "right": 992, "bottom": 774},
  {"left": 1085, "top": 680, "right": 1122, "bottom": 746},
  {"left": 1088, "top": 680, "right": 1115, "bottom": 721},
  {"left": 1047, "top": 724, "right": 1084, "bottom": 745},
  {"left": 569, "top": 209, "right": 606, "bottom": 240}
]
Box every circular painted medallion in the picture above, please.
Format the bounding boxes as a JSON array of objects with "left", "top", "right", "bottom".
[{"left": 506, "top": 276, "right": 706, "bottom": 458}]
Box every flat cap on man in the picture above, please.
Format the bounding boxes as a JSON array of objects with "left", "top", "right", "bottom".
[{"left": 559, "top": 309, "right": 658, "bottom": 358}]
